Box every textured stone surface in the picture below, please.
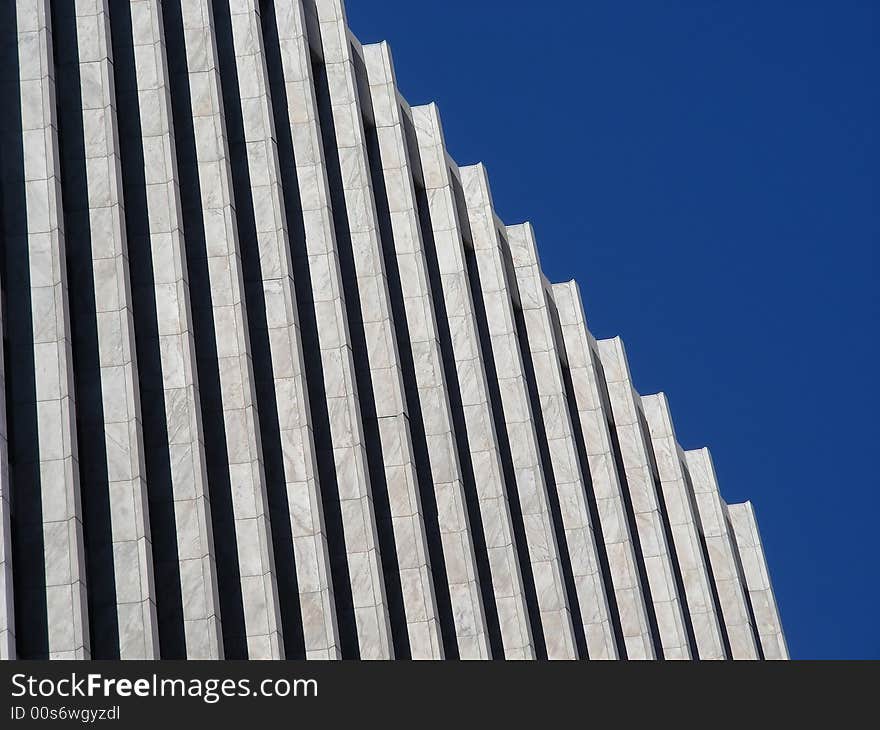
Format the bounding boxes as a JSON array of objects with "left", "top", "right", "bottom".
[
  {"left": 171, "top": 0, "right": 283, "bottom": 660},
  {"left": 363, "top": 43, "right": 488, "bottom": 659},
  {"left": 551, "top": 281, "right": 655, "bottom": 659},
  {"left": 461, "top": 165, "right": 576, "bottom": 659},
  {"left": 642, "top": 393, "right": 726, "bottom": 659},
  {"left": 311, "top": 6, "right": 442, "bottom": 658},
  {"left": 120, "top": 0, "right": 223, "bottom": 660},
  {"left": 596, "top": 338, "right": 692, "bottom": 659},
  {"left": 274, "top": 0, "right": 393, "bottom": 660},
  {"left": 223, "top": 0, "right": 338, "bottom": 661},
  {"left": 727, "top": 502, "right": 788, "bottom": 659},
  {"left": 508, "top": 224, "right": 616, "bottom": 659},
  {"left": 0, "top": 0, "right": 786, "bottom": 660},
  {"left": 685, "top": 448, "right": 761, "bottom": 659},
  {"left": 18, "top": 0, "right": 90, "bottom": 660},
  {"left": 54, "top": 0, "right": 161, "bottom": 661},
  {"left": 412, "top": 105, "right": 533, "bottom": 659}
]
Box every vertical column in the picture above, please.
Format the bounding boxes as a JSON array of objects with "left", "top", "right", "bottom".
[
  {"left": 0, "top": 298, "right": 14, "bottom": 658},
  {"left": 174, "top": 0, "right": 282, "bottom": 659},
  {"left": 0, "top": 7, "right": 16, "bottom": 661},
  {"left": 310, "top": 2, "right": 442, "bottom": 658},
  {"left": 17, "top": 0, "right": 89, "bottom": 659},
  {"left": 550, "top": 282, "right": 654, "bottom": 658},
  {"left": 120, "top": 0, "right": 223, "bottom": 659},
  {"left": 461, "top": 164, "right": 576, "bottom": 659},
  {"left": 642, "top": 393, "right": 726, "bottom": 659},
  {"left": 363, "top": 43, "right": 489, "bottom": 659},
  {"left": 727, "top": 501, "right": 788, "bottom": 659},
  {"left": 684, "top": 448, "right": 760, "bottom": 659},
  {"left": 62, "top": 0, "right": 160, "bottom": 659},
  {"left": 596, "top": 338, "right": 691, "bottom": 658},
  {"left": 412, "top": 104, "right": 533, "bottom": 659},
  {"left": 271, "top": 0, "right": 392, "bottom": 659},
  {"left": 507, "top": 224, "right": 617, "bottom": 659},
  {"left": 225, "top": 0, "right": 338, "bottom": 661}
]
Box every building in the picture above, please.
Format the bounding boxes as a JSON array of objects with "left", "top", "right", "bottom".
[{"left": 0, "top": 0, "right": 787, "bottom": 660}]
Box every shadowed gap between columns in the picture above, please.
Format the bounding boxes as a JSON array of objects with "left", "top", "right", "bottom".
[
  {"left": 361, "top": 106, "right": 459, "bottom": 658},
  {"left": 0, "top": 2, "right": 49, "bottom": 659},
  {"left": 507, "top": 280, "right": 588, "bottom": 659},
  {"left": 212, "top": 0, "right": 306, "bottom": 661},
  {"left": 161, "top": 0, "right": 248, "bottom": 659},
  {"left": 51, "top": 0, "right": 118, "bottom": 657},
  {"left": 259, "top": 0, "right": 357, "bottom": 657},
  {"left": 311, "top": 54, "right": 409, "bottom": 658}
]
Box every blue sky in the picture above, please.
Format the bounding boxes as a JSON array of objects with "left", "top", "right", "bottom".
[{"left": 345, "top": 0, "right": 878, "bottom": 659}]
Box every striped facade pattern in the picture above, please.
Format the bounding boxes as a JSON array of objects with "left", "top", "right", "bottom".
[{"left": 0, "top": 0, "right": 787, "bottom": 660}]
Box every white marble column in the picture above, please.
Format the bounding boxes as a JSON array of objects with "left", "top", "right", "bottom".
[
  {"left": 58, "top": 0, "right": 161, "bottom": 660},
  {"left": 363, "top": 42, "right": 489, "bottom": 659},
  {"left": 412, "top": 104, "right": 533, "bottom": 659},
  {"left": 225, "top": 0, "right": 339, "bottom": 661},
  {"left": 727, "top": 501, "right": 788, "bottom": 659},
  {"left": 508, "top": 223, "right": 617, "bottom": 659},
  {"left": 309, "top": 2, "right": 443, "bottom": 659},
  {"left": 642, "top": 393, "right": 726, "bottom": 659},
  {"left": 551, "top": 281, "right": 655, "bottom": 659},
  {"left": 18, "top": 0, "right": 90, "bottom": 660},
  {"left": 596, "top": 338, "right": 691, "bottom": 658},
  {"left": 272, "top": 0, "right": 392, "bottom": 659},
  {"left": 685, "top": 448, "right": 760, "bottom": 659},
  {"left": 123, "top": 0, "right": 224, "bottom": 659},
  {"left": 175, "top": 0, "right": 283, "bottom": 659},
  {"left": 461, "top": 164, "right": 576, "bottom": 659}
]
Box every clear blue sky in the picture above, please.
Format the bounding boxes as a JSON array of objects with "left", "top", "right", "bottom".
[{"left": 345, "top": 0, "right": 878, "bottom": 659}]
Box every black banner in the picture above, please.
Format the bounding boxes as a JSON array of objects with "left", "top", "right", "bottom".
[{"left": 0, "top": 661, "right": 874, "bottom": 726}]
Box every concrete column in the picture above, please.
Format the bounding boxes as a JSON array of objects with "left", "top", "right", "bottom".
[
  {"left": 642, "top": 393, "right": 726, "bottom": 659},
  {"left": 684, "top": 448, "right": 760, "bottom": 659},
  {"left": 550, "top": 281, "right": 654, "bottom": 659},
  {"left": 411, "top": 104, "right": 533, "bottom": 659},
  {"left": 363, "top": 42, "right": 489, "bottom": 659},
  {"left": 0, "top": 297, "right": 14, "bottom": 659},
  {"left": 596, "top": 337, "right": 692, "bottom": 658},
  {"left": 508, "top": 224, "right": 617, "bottom": 659},
  {"left": 17, "top": 0, "right": 90, "bottom": 659},
  {"left": 461, "top": 165, "right": 577, "bottom": 659},
  {"left": 727, "top": 501, "right": 788, "bottom": 659},
  {"left": 271, "top": 0, "right": 392, "bottom": 659},
  {"left": 116, "top": 0, "right": 224, "bottom": 659},
  {"left": 174, "top": 0, "right": 282, "bottom": 659},
  {"left": 224, "top": 0, "right": 339, "bottom": 661}
]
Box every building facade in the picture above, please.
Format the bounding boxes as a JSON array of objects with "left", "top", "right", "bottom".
[{"left": 0, "top": 0, "right": 787, "bottom": 660}]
